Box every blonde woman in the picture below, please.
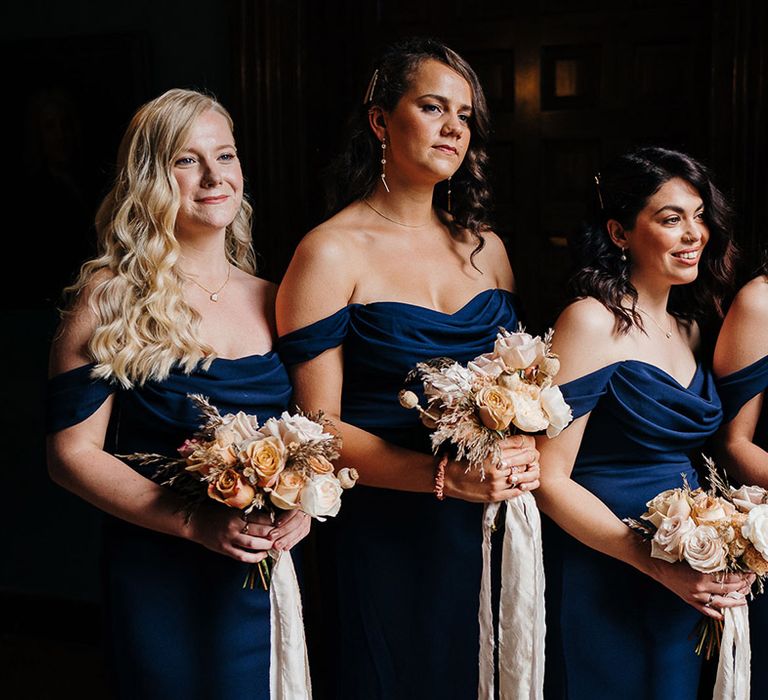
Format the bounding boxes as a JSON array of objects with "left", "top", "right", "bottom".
[{"left": 46, "top": 89, "right": 310, "bottom": 700}]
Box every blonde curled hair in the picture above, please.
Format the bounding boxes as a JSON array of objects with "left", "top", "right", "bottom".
[{"left": 64, "top": 88, "right": 256, "bottom": 388}]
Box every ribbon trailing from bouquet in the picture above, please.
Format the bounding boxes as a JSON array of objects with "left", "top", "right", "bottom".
[
  {"left": 269, "top": 551, "right": 313, "bottom": 700},
  {"left": 478, "top": 492, "right": 546, "bottom": 699},
  {"left": 713, "top": 597, "right": 750, "bottom": 700}
]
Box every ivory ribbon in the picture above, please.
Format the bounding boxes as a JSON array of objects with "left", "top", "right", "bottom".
[
  {"left": 478, "top": 493, "right": 546, "bottom": 699},
  {"left": 269, "top": 550, "right": 313, "bottom": 699},
  {"left": 713, "top": 595, "right": 750, "bottom": 700}
]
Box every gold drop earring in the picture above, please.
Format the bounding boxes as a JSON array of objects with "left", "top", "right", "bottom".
[{"left": 380, "top": 137, "right": 390, "bottom": 193}]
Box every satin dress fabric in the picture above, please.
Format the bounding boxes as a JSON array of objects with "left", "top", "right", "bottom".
[
  {"left": 278, "top": 288, "right": 519, "bottom": 700},
  {"left": 543, "top": 360, "right": 723, "bottom": 700},
  {"left": 717, "top": 353, "right": 768, "bottom": 696},
  {"left": 46, "top": 353, "right": 292, "bottom": 700}
]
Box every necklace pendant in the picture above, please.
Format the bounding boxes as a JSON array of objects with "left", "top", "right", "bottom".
[{"left": 210, "top": 293, "right": 219, "bottom": 302}]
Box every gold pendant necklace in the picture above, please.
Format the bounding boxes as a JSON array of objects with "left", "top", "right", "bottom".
[
  {"left": 187, "top": 263, "right": 232, "bottom": 302},
  {"left": 362, "top": 198, "right": 430, "bottom": 228},
  {"left": 636, "top": 305, "right": 673, "bottom": 339}
]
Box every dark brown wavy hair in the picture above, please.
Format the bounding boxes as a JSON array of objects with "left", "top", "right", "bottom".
[
  {"left": 569, "top": 146, "right": 737, "bottom": 336},
  {"left": 325, "top": 36, "right": 493, "bottom": 260}
]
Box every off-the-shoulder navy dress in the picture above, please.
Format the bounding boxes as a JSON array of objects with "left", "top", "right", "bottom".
[
  {"left": 278, "top": 288, "right": 518, "bottom": 699},
  {"left": 46, "top": 353, "right": 292, "bottom": 700},
  {"left": 717, "top": 353, "right": 768, "bottom": 695},
  {"left": 543, "top": 360, "right": 722, "bottom": 700}
]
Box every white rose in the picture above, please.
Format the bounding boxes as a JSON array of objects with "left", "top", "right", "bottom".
[
  {"left": 651, "top": 515, "right": 696, "bottom": 563},
  {"left": 732, "top": 485, "right": 768, "bottom": 512},
  {"left": 215, "top": 411, "right": 261, "bottom": 444},
  {"left": 682, "top": 524, "right": 728, "bottom": 574},
  {"left": 494, "top": 331, "right": 546, "bottom": 371},
  {"left": 741, "top": 504, "right": 768, "bottom": 558},
  {"left": 277, "top": 411, "right": 333, "bottom": 445},
  {"left": 299, "top": 473, "right": 343, "bottom": 521},
  {"left": 468, "top": 353, "right": 507, "bottom": 380},
  {"left": 540, "top": 385, "right": 573, "bottom": 437}
]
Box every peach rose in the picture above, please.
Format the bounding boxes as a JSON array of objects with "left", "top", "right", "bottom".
[
  {"left": 269, "top": 471, "right": 307, "bottom": 510},
  {"left": 240, "top": 436, "right": 286, "bottom": 488},
  {"left": 476, "top": 386, "right": 515, "bottom": 431},
  {"left": 307, "top": 456, "right": 335, "bottom": 474},
  {"left": 207, "top": 468, "right": 255, "bottom": 509},
  {"left": 692, "top": 493, "right": 735, "bottom": 522}
]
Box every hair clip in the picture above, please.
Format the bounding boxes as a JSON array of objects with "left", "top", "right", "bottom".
[
  {"left": 594, "top": 173, "right": 605, "bottom": 210},
  {"left": 363, "top": 69, "right": 379, "bottom": 105}
]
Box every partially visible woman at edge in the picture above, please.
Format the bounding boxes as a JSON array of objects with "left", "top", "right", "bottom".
[
  {"left": 714, "top": 253, "right": 768, "bottom": 696},
  {"left": 46, "top": 89, "right": 310, "bottom": 700},
  {"left": 533, "top": 147, "right": 750, "bottom": 699},
  {"left": 275, "top": 37, "right": 539, "bottom": 699}
]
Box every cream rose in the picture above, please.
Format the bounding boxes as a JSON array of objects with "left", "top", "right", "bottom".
[
  {"left": 741, "top": 504, "right": 768, "bottom": 558},
  {"left": 207, "top": 468, "right": 256, "bottom": 509},
  {"left": 468, "top": 353, "right": 507, "bottom": 380},
  {"left": 216, "top": 411, "right": 262, "bottom": 444},
  {"left": 494, "top": 331, "right": 546, "bottom": 370},
  {"left": 732, "top": 485, "right": 768, "bottom": 512},
  {"left": 540, "top": 385, "right": 573, "bottom": 437},
  {"left": 642, "top": 489, "right": 685, "bottom": 529},
  {"left": 651, "top": 515, "right": 696, "bottom": 563},
  {"left": 269, "top": 471, "right": 307, "bottom": 510},
  {"left": 505, "top": 376, "right": 548, "bottom": 433},
  {"left": 278, "top": 411, "right": 333, "bottom": 445},
  {"left": 240, "top": 436, "right": 286, "bottom": 488},
  {"left": 300, "top": 473, "right": 343, "bottom": 521},
  {"left": 682, "top": 524, "right": 728, "bottom": 574},
  {"left": 476, "top": 386, "right": 515, "bottom": 431}
]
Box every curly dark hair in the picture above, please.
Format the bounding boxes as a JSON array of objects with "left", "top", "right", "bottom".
[
  {"left": 325, "top": 36, "right": 493, "bottom": 260},
  {"left": 569, "top": 146, "right": 737, "bottom": 335}
]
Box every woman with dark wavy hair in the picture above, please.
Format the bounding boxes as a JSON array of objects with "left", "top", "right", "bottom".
[
  {"left": 276, "top": 36, "right": 539, "bottom": 698},
  {"left": 714, "top": 253, "right": 768, "bottom": 696},
  {"left": 533, "top": 146, "right": 749, "bottom": 699}
]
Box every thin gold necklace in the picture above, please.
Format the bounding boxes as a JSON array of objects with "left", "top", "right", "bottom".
[
  {"left": 362, "top": 198, "right": 430, "bottom": 228},
  {"left": 636, "top": 305, "right": 673, "bottom": 339},
  {"left": 187, "top": 263, "right": 232, "bottom": 302}
]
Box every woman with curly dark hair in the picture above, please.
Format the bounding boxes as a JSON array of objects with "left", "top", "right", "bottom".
[
  {"left": 276, "top": 36, "right": 539, "bottom": 698},
  {"left": 533, "top": 146, "right": 749, "bottom": 699},
  {"left": 714, "top": 252, "right": 768, "bottom": 696}
]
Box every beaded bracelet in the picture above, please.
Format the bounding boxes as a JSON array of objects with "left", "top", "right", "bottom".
[{"left": 434, "top": 454, "right": 448, "bottom": 500}]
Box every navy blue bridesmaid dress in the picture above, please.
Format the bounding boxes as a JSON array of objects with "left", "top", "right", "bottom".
[
  {"left": 717, "top": 353, "right": 768, "bottom": 695},
  {"left": 543, "top": 360, "right": 722, "bottom": 700},
  {"left": 278, "top": 288, "right": 518, "bottom": 700},
  {"left": 46, "top": 353, "right": 292, "bottom": 700}
]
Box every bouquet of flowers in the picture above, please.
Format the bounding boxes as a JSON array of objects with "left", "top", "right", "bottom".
[
  {"left": 398, "top": 326, "right": 573, "bottom": 469},
  {"left": 123, "top": 394, "right": 358, "bottom": 590},
  {"left": 399, "top": 326, "right": 573, "bottom": 699},
  {"left": 624, "top": 456, "right": 768, "bottom": 697}
]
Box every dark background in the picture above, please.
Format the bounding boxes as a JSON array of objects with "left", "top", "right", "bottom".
[{"left": 2, "top": 1, "right": 766, "bottom": 697}]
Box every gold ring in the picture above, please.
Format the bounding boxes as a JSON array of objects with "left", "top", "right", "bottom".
[{"left": 241, "top": 521, "right": 250, "bottom": 535}]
